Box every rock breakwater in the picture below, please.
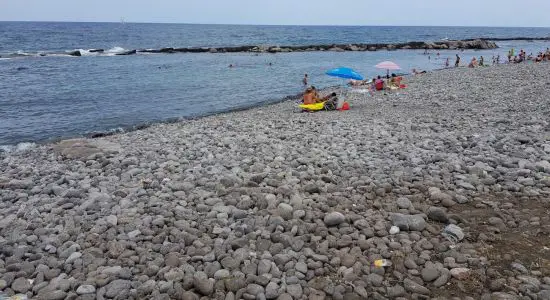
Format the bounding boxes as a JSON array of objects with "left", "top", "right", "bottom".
[{"left": 0, "top": 38, "right": 503, "bottom": 59}]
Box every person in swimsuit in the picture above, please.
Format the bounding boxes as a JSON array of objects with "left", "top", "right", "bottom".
[
  {"left": 311, "top": 86, "right": 323, "bottom": 103},
  {"left": 455, "top": 54, "right": 460, "bottom": 67},
  {"left": 389, "top": 73, "right": 402, "bottom": 88},
  {"left": 302, "top": 87, "right": 315, "bottom": 105},
  {"left": 302, "top": 74, "right": 308, "bottom": 86},
  {"left": 468, "top": 57, "right": 478, "bottom": 68}
]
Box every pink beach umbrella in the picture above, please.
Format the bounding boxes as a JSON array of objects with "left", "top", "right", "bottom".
[{"left": 375, "top": 61, "right": 401, "bottom": 77}]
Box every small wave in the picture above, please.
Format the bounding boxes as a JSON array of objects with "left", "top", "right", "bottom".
[
  {"left": 49, "top": 53, "right": 76, "bottom": 57},
  {"left": 16, "top": 50, "right": 34, "bottom": 56},
  {"left": 108, "top": 127, "right": 125, "bottom": 133},
  {"left": 105, "top": 46, "right": 128, "bottom": 56},
  {"left": 0, "top": 58, "right": 10, "bottom": 61},
  {"left": 0, "top": 142, "right": 36, "bottom": 153},
  {"left": 77, "top": 49, "right": 94, "bottom": 56},
  {"left": 86, "top": 127, "right": 125, "bottom": 138},
  {"left": 1, "top": 51, "right": 38, "bottom": 58},
  {"left": 76, "top": 49, "right": 106, "bottom": 56}
]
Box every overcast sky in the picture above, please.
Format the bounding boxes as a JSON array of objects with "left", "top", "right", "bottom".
[{"left": 1, "top": 0, "right": 549, "bottom": 27}]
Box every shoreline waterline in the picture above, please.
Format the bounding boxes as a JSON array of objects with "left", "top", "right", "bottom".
[
  {"left": 0, "top": 90, "right": 310, "bottom": 153},
  {"left": 0, "top": 59, "right": 544, "bottom": 153}
]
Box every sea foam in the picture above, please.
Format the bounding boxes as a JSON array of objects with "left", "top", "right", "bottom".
[
  {"left": 0, "top": 142, "right": 36, "bottom": 153},
  {"left": 105, "top": 46, "right": 128, "bottom": 56}
]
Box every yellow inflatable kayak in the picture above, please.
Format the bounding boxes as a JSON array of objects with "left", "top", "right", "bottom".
[{"left": 299, "top": 102, "right": 325, "bottom": 111}]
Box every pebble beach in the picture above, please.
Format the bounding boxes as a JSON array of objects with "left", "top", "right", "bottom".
[{"left": 1, "top": 62, "right": 550, "bottom": 299}]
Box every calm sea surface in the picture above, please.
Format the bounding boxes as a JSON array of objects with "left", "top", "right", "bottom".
[{"left": 1, "top": 22, "right": 549, "bottom": 147}]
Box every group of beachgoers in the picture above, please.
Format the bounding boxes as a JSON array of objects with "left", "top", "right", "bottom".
[
  {"left": 506, "top": 48, "right": 550, "bottom": 63},
  {"left": 302, "top": 86, "right": 338, "bottom": 106},
  {"left": 299, "top": 74, "right": 344, "bottom": 111},
  {"left": 348, "top": 73, "right": 406, "bottom": 92},
  {"left": 298, "top": 73, "right": 405, "bottom": 112},
  {"left": 298, "top": 47, "right": 550, "bottom": 112},
  {"left": 466, "top": 47, "right": 550, "bottom": 68}
]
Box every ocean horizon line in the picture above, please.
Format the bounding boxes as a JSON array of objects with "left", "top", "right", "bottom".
[{"left": 1, "top": 20, "right": 550, "bottom": 29}]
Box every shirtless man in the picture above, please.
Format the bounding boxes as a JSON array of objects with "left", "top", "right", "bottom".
[
  {"left": 302, "top": 87, "right": 315, "bottom": 105},
  {"left": 311, "top": 86, "right": 322, "bottom": 103}
]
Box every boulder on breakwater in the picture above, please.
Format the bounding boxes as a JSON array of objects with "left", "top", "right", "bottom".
[{"left": 67, "top": 50, "right": 82, "bottom": 57}]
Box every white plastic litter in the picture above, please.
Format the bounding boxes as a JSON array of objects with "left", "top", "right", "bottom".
[
  {"left": 442, "top": 224, "right": 464, "bottom": 244},
  {"left": 389, "top": 226, "right": 400, "bottom": 235}
]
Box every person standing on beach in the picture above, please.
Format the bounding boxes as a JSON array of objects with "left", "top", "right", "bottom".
[
  {"left": 455, "top": 54, "right": 460, "bottom": 67},
  {"left": 302, "top": 74, "right": 308, "bottom": 86},
  {"left": 479, "top": 56, "right": 484, "bottom": 66},
  {"left": 445, "top": 57, "right": 450, "bottom": 68}
]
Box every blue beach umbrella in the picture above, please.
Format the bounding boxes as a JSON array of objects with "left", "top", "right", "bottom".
[
  {"left": 325, "top": 67, "right": 364, "bottom": 106},
  {"left": 325, "top": 67, "right": 364, "bottom": 80}
]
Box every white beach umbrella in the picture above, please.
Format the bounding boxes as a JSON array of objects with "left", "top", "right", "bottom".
[{"left": 375, "top": 61, "right": 401, "bottom": 77}]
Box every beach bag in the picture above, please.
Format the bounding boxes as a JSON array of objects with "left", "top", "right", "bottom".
[{"left": 337, "top": 102, "right": 350, "bottom": 111}]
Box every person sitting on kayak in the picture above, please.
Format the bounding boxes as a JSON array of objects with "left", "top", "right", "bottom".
[
  {"left": 302, "top": 87, "right": 316, "bottom": 105},
  {"left": 311, "top": 86, "right": 324, "bottom": 103}
]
